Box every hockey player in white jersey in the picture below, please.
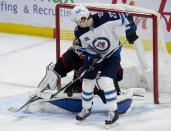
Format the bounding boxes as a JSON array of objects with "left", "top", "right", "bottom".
[{"left": 71, "top": 5, "right": 138, "bottom": 125}]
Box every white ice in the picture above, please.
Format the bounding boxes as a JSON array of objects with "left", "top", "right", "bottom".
[{"left": 0, "top": 33, "right": 171, "bottom": 131}]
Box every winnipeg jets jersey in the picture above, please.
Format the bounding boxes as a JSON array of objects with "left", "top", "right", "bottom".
[{"left": 74, "top": 12, "right": 135, "bottom": 58}]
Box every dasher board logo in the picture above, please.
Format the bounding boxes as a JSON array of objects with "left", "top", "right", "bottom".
[{"left": 92, "top": 37, "right": 110, "bottom": 51}]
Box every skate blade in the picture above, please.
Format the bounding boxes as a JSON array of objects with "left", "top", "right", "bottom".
[
  {"left": 105, "top": 122, "right": 119, "bottom": 129},
  {"left": 76, "top": 119, "right": 87, "bottom": 125}
]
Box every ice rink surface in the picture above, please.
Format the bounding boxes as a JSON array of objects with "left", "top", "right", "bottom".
[{"left": 0, "top": 33, "right": 171, "bottom": 131}]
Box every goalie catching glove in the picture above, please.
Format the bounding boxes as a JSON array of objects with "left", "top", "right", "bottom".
[{"left": 38, "top": 62, "right": 60, "bottom": 90}]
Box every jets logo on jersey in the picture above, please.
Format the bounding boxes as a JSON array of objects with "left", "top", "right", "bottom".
[{"left": 92, "top": 37, "right": 110, "bottom": 51}]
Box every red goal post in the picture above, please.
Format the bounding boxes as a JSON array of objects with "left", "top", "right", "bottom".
[{"left": 55, "top": 3, "right": 168, "bottom": 104}]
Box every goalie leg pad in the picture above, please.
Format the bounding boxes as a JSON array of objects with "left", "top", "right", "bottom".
[
  {"left": 47, "top": 98, "right": 132, "bottom": 114},
  {"left": 26, "top": 94, "right": 133, "bottom": 114},
  {"left": 117, "top": 99, "right": 132, "bottom": 114},
  {"left": 38, "top": 62, "right": 60, "bottom": 90},
  {"left": 49, "top": 98, "right": 82, "bottom": 112}
]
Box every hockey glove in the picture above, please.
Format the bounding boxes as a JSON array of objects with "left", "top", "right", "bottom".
[
  {"left": 82, "top": 53, "right": 100, "bottom": 70},
  {"left": 76, "top": 53, "right": 100, "bottom": 76},
  {"left": 126, "top": 25, "right": 139, "bottom": 44}
]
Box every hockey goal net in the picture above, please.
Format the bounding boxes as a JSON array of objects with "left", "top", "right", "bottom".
[{"left": 55, "top": 3, "right": 171, "bottom": 104}]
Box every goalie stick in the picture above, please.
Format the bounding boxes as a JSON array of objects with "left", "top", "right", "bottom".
[
  {"left": 8, "top": 69, "right": 87, "bottom": 113},
  {"left": 8, "top": 41, "right": 127, "bottom": 112},
  {"left": 8, "top": 85, "right": 50, "bottom": 112}
]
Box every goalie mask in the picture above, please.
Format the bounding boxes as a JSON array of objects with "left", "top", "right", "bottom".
[{"left": 71, "top": 5, "right": 90, "bottom": 28}]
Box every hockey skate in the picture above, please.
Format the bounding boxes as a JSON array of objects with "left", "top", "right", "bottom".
[
  {"left": 105, "top": 110, "right": 119, "bottom": 127},
  {"left": 76, "top": 108, "right": 91, "bottom": 121}
]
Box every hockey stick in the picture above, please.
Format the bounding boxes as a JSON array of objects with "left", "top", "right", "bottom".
[{"left": 8, "top": 85, "right": 49, "bottom": 112}]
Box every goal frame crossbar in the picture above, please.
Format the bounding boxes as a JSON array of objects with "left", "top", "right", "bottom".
[{"left": 55, "top": 3, "right": 159, "bottom": 104}]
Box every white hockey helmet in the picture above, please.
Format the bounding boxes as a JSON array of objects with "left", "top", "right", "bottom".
[{"left": 71, "top": 5, "right": 90, "bottom": 23}]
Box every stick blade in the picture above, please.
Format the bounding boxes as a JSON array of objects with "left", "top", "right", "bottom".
[{"left": 8, "top": 107, "right": 19, "bottom": 112}]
